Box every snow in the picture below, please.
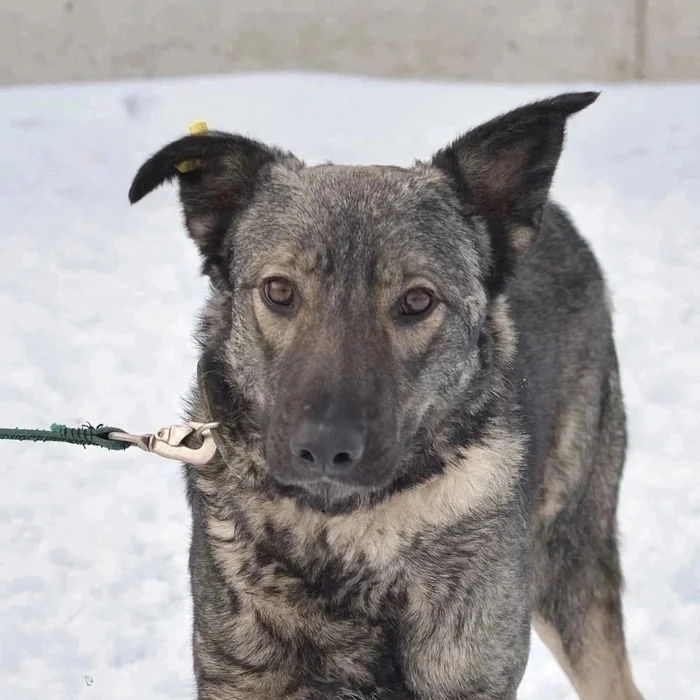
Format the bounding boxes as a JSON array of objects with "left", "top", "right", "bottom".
[{"left": 0, "top": 72, "right": 698, "bottom": 699}]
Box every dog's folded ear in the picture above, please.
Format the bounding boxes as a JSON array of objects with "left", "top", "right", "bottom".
[
  {"left": 432, "top": 91, "right": 599, "bottom": 290},
  {"left": 129, "top": 132, "right": 298, "bottom": 285}
]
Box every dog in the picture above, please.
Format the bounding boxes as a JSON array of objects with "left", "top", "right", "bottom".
[{"left": 129, "top": 92, "right": 644, "bottom": 700}]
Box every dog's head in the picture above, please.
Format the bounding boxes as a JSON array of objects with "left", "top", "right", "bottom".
[{"left": 129, "top": 93, "right": 597, "bottom": 509}]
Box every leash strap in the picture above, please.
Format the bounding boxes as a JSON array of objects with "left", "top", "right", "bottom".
[{"left": 0, "top": 424, "right": 131, "bottom": 451}]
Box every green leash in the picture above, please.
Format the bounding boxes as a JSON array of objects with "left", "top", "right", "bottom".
[{"left": 0, "top": 424, "right": 132, "bottom": 451}]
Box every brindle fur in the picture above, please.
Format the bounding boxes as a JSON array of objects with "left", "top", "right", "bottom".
[{"left": 129, "top": 93, "right": 644, "bottom": 699}]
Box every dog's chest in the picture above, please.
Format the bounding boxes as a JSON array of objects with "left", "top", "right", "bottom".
[
  {"left": 193, "top": 451, "right": 521, "bottom": 697},
  {"left": 202, "top": 504, "right": 490, "bottom": 695}
]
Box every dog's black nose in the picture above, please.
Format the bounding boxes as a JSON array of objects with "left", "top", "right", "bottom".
[{"left": 290, "top": 418, "right": 365, "bottom": 474}]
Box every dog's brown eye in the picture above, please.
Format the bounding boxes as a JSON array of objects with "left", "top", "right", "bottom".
[
  {"left": 400, "top": 288, "right": 434, "bottom": 316},
  {"left": 263, "top": 278, "right": 295, "bottom": 308}
]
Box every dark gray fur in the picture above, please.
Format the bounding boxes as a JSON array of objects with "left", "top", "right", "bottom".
[{"left": 129, "top": 93, "right": 644, "bottom": 700}]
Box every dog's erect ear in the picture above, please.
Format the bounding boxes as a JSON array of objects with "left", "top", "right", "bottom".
[
  {"left": 129, "top": 131, "right": 298, "bottom": 284},
  {"left": 432, "top": 92, "right": 598, "bottom": 290}
]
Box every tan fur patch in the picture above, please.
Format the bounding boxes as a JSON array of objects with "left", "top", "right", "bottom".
[
  {"left": 186, "top": 212, "right": 216, "bottom": 245},
  {"left": 537, "top": 366, "right": 601, "bottom": 522},
  {"left": 251, "top": 292, "right": 296, "bottom": 351},
  {"left": 533, "top": 612, "right": 644, "bottom": 700},
  {"left": 387, "top": 302, "right": 446, "bottom": 358},
  {"left": 488, "top": 294, "right": 518, "bottom": 366},
  {"left": 509, "top": 224, "right": 536, "bottom": 255}
]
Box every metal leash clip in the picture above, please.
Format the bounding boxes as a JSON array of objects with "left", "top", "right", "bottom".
[{"left": 109, "top": 421, "right": 219, "bottom": 466}]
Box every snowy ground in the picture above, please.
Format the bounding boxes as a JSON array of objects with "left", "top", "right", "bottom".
[{"left": 0, "top": 73, "right": 698, "bottom": 699}]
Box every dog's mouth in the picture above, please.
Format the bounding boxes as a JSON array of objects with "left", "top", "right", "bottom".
[
  {"left": 263, "top": 442, "right": 404, "bottom": 508},
  {"left": 268, "top": 460, "right": 397, "bottom": 493},
  {"left": 263, "top": 471, "right": 388, "bottom": 513},
  {"left": 275, "top": 473, "right": 364, "bottom": 499}
]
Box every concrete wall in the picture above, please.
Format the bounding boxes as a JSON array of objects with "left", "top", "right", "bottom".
[{"left": 0, "top": 0, "right": 698, "bottom": 86}]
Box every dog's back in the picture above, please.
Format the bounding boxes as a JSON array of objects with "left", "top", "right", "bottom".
[
  {"left": 509, "top": 202, "right": 640, "bottom": 698},
  {"left": 510, "top": 201, "right": 618, "bottom": 489}
]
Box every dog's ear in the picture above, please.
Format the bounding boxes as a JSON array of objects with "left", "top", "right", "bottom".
[
  {"left": 129, "top": 132, "right": 299, "bottom": 285},
  {"left": 432, "top": 92, "right": 598, "bottom": 291}
]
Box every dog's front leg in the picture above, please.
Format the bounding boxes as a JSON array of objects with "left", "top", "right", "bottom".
[
  {"left": 402, "top": 597, "right": 530, "bottom": 700},
  {"left": 399, "top": 520, "right": 532, "bottom": 700}
]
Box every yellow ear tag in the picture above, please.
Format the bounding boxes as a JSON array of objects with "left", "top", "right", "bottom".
[{"left": 176, "top": 120, "right": 209, "bottom": 174}]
